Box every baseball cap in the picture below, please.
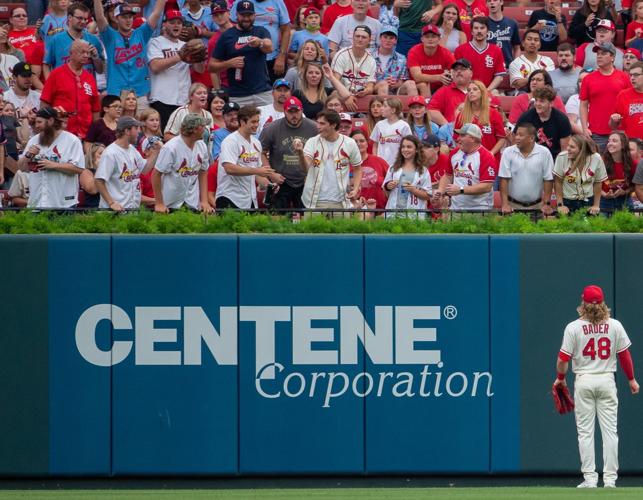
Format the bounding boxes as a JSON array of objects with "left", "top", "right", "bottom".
[
  {"left": 456, "top": 123, "right": 482, "bottom": 140},
  {"left": 117, "top": 116, "right": 143, "bottom": 131},
  {"left": 285, "top": 96, "right": 303, "bottom": 111},
  {"left": 596, "top": 18, "right": 615, "bottom": 31},
  {"left": 593, "top": 42, "right": 617, "bottom": 56},
  {"left": 142, "top": 135, "right": 163, "bottom": 151},
  {"left": 339, "top": 113, "right": 352, "bottom": 122},
  {"left": 114, "top": 3, "right": 135, "bottom": 16},
  {"left": 422, "top": 24, "right": 441, "bottom": 36},
  {"left": 236, "top": 1, "right": 254, "bottom": 14},
  {"left": 223, "top": 102, "right": 240, "bottom": 114},
  {"left": 211, "top": 0, "right": 229, "bottom": 13},
  {"left": 625, "top": 47, "right": 642, "bottom": 59},
  {"left": 163, "top": 9, "right": 182, "bottom": 22},
  {"left": 181, "top": 113, "right": 207, "bottom": 133},
  {"left": 421, "top": 134, "right": 441, "bottom": 148},
  {"left": 273, "top": 78, "right": 291, "bottom": 89},
  {"left": 354, "top": 24, "right": 372, "bottom": 36},
  {"left": 381, "top": 26, "right": 398, "bottom": 38},
  {"left": 407, "top": 95, "right": 427, "bottom": 107},
  {"left": 582, "top": 285, "right": 604, "bottom": 304},
  {"left": 303, "top": 7, "right": 320, "bottom": 17},
  {"left": 12, "top": 61, "right": 32, "bottom": 77},
  {"left": 36, "top": 107, "right": 59, "bottom": 120},
  {"left": 452, "top": 58, "right": 472, "bottom": 70}
]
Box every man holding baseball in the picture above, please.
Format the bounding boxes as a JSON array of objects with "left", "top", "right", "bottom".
[{"left": 554, "top": 285, "right": 639, "bottom": 488}]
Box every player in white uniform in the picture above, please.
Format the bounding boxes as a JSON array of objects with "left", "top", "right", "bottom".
[
  {"left": 152, "top": 114, "right": 213, "bottom": 213},
  {"left": 554, "top": 285, "right": 639, "bottom": 489},
  {"left": 95, "top": 117, "right": 162, "bottom": 211}
]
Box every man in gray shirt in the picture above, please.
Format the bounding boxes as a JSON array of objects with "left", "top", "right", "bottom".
[
  {"left": 260, "top": 96, "right": 318, "bottom": 209},
  {"left": 549, "top": 43, "right": 581, "bottom": 104}
]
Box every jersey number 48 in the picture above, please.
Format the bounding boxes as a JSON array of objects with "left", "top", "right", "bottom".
[{"left": 582, "top": 337, "right": 611, "bottom": 360}]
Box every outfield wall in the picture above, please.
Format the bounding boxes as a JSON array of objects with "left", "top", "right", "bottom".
[{"left": 0, "top": 234, "right": 641, "bottom": 476}]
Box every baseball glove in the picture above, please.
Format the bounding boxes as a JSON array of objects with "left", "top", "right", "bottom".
[
  {"left": 179, "top": 39, "right": 207, "bottom": 64},
  {"left": 178, "top": 24, "right": 200, "bottom": 42},
  {"left": 552, "top": 383, "right": 575, "bottom": 415}
]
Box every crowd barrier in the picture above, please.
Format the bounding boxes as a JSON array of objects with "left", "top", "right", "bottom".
[{"left": 0, "top": 234, "right": 641, "bottom": 476}]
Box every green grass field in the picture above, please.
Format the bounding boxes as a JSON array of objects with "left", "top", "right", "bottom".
[{"left": 1, "top": 488, "right": 643, "bottom": 500}]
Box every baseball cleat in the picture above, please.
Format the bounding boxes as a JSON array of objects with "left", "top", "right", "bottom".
[{"left": 577, "top": 481, "right": 598, "bottom": 488}]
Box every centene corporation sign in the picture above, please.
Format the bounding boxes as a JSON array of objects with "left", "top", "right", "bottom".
[{"left": 75, "top": 305, "right": 494, "bottom": 408}]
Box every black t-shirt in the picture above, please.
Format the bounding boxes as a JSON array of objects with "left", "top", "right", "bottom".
[
  {"left": 85, "top": 119, "right": 117, "bottom": 147},
  {"left": 517, "top": 107, "right": 571, "bottom": 161},
  {"left": 527, "top": 10, "right": 567, "bottom": 52},
  {"left": 292, "top": 88, "right": 335, "bottom": 120}
]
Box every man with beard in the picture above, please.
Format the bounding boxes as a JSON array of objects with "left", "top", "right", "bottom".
[
  {"left": 256, "top": 79, "right": 291, "bottom": 136},
  {"left": 5, "top": 62, "right": 41, "bottom": 151},
  {"left": 211, "top": 2, "right": 274, "bottom": 107},
  {"left": 17, "top": 107, "right": 84, "bottom": 208},
  {"left": 549, "top": 43, "right": 581, "bottom": 104},
  {"left": 260, "top": 96, "right": 317, "bottom": 209},
  {"left": 152, "top": 114, "right": 213, "bottom": 213},
  {"left": 95, "top": 116, "right": 162, "bottom": 211},
  {"left": 40, "top": 39, "right": 100, "bottom": 140}
]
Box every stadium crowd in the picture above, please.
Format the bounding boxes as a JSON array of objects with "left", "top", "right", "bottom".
[{"left": 0, "top": 0, "right": 642, "bottom": 216}]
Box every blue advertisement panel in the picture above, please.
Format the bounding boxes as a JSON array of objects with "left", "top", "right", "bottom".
[
  {"left": 238, "top": 235, "right": 365, "bottom": 474},
  {"left": 49, "top": 236, "right": 111, "bottom": 475},
  {"left": 364, "top": 236, "right": 491, "bottom": 473},
  {"left": 110, "top": 236, "right": 238, "bottom": 474}
]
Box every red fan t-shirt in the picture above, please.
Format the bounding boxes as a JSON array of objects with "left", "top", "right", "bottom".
[
  {"left": 579, "top": 69, "right": 631, "bottom": 136},
  {"left": 614, "top": 87, "right": 643, "bottom": 140},
  {"left": 407, "top": 44, "right": 456, "bottom": 93}
]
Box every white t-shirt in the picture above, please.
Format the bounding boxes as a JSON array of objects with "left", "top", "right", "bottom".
[
  {"left": 508, "top": 54, "right": 555, "bottom": 86},
  {"left": 257, "top": 104, "right": 284, "bottom": 137},
  {"left": 3, "top": 89, "right": 41, "bottom": 117},
  {"left": 95, "top": 142, "right": 147, "bottom": 209},
  {"left": 566, "top": 94, "right": 580, "bottom": 116},
  {"left": 327, "top": 15, "right": 381, "bottom": 51},
  {"left": 369, "top": 118, "right": 412, "bottom": 167},
  {"left": 331, "top": 47, "right": 377, "bottom": 94},
  {"left": 154, "top": 135, "right": 209, "bottom": 209},
  {"left": 560, "top": 318, "right": 632, "bottom": 375},
  {"left": 217, "top": 130, "right": 262, "bottom": 209},
  {"left": 21, "top": 130, "right": 84, "bottom": 208},
  {"left": 147, "top": 36, "right": 190, "bottom": 106}
]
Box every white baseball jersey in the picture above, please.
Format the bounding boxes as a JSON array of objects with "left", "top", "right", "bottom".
[
  {"left": 369, "top": 119, "right": 412, "bottom": 168},
  {"left": 560, "top": 318, "right": 632, "bottom": 375},
  {"left": 147, "top": 36, "right": 189, "bottom": 106},
  {"left": 446, "top": 146, "right": 497, "bottom": 210},
  {"left": 155, "top": 135, "right": 209, "bottom": 210},
  {"left": 257, "top": 104, "right": 284, "bottom": 137},
  {"left": 217, "top": 130, "right": 262, "bottom": 209},
  {"left": 95, "top": 142, "right": 147, "bottom": 209}
]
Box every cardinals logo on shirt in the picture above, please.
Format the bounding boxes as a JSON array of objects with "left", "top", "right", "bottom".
[
  {"left": 484, "top": 55, "right": 494, "bottom": 68},
  {"left": 239, "top": 145, "right": 259, "bottom": 165},
  {"left": 536, "top": 127, "right": 553, "bottom": 148},
  {"left": 177, "top": 158, "right": 198, "bottom": 177},
  {"left": 119, "top": 163, "right": 139, "bottom": 182},
  {"left": 312, "top": 150, "right": 321, "bottom": 168},
  {"left": 335, "top": 148, "right": 350, "bottom": 170},
  {"left": 379, "top": 129, "right": 403, "bottom": 145},
  {"left": 519, "top": 64, "right": 529, "bottom": 78},
  {"left": 481, "top": 124, "right": 492, "bottom": 135}
]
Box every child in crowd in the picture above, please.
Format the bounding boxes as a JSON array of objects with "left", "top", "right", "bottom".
[{"left": 370, "top": 97, "right": 412, "bottom": 167}]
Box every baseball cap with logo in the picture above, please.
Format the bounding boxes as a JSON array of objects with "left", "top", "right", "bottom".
[
  {"left": 304, "top": 7, "right": 320, "bottom": 17},
  {"left": 285, "top": 96, "right": 303, "bottom": 111},
  {"left": 339, "top": 113, "right": 352, "bottom": 122},
  {"left": 117, "top": 116, "right": 143, "bottom": 131},
  {"left": 114, "top": 3, "right": 135, "bottom": 16},
  {"left": 407, "top": 95, "right": 427, "bottom": 107},
  {"left": 223, "top": 102, "right": 241, "bottom": 114},
  {"left": 452, "top": 58, "right": 472, "bottom": 70},
  {"left": 625, "top": 47, "right": 642, "bottom": 60},
  {"left": 163, "top": 9, "right": 182, "bottom": 22},
  {"left": 582, "top": 285, "right": 604, "bottom": 304},
  {"left": 12, "top": 61, "right": 32, "bottom": 77},
  {"left": 596, "top": 18, "right": 615, "bottom": 31},
  {"left": 422, "top": 24, "right": 441, "bottom": 36},
  {"left": 236, "top": 1, "right": 254, "bottom": 14},
  {"left": 456, "top": 123, "right": 482, "bottom": 140},
  {"left": 273, "top": 78, "right": 291, "bottom": 89},
  {"left": 593, "top": 42, "right": 617, "bottom": 56},
  {"left": 421, "top": 134, "right": 441, "bottom": 148},
  {"left": 211, "top": 0, "right": 229, "bottom": 14}
]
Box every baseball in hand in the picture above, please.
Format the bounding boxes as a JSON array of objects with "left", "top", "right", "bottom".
[{"left": 292, "top": 138, "right": 303, "bottom": 151}]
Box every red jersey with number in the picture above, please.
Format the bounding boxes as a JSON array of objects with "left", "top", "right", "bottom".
[
  {"left": 614, "top": 87, "right": 643, "bottom": 140},
  {"left": 407, "top": 44, "right": 456, "bottom": 93},
  {"left": 454, "top": 42, "right": 506, "bottom": 88},
  {"left": 580, "top": 69, "right": 631, "bottom": 136}
]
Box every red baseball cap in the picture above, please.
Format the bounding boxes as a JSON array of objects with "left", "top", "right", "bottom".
[
  {"left": 163, "top": 9, "right": 182, "bottom": 21},
  {"left": 582, "top": 285, "right": 604, "bottom": 304},
  {"left": 304, "top": 7, "right": 320, "bottom": 17},
  {"left": 407, "top": 95, "right": 427, "bottom": 107},
  {"left": 596, "top": 18, "right": 615, "bottom": 31},
  {"left": 625, "top": 47, "right": 642, "bottom": 59},
  {"left": 339, "top": 112, "right": 352, "bottom": 122},
  {"left": 422, "top": 24, "right": 441, "bottom": 37},
  {"left": 285, "top": 96, "right": 303, "bottom": 111}
]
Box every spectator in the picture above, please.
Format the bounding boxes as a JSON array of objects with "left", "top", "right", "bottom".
[
  {"left": 40, "top": 40, "right": 100, "bottom": 140},
  {"left": 40, "top": 0, "right": 70, "bottom": 46},
  {"left": 148, "top": 10, "right": 202, "bottom": 130},
  {"left": 508, "top": 29, "right": 555, "bottom": 92},
  {"left": 210, "top": 101, "right": 240, "bottom": 161},
  {"left": 527, "top": 0, "right": 568, "bottom": 52},
  {"left": 324, "top": 93, "right": 344, "bottom": 114},
  {"left": 576, "top": 19, "right": 624, "bottom": 70},
  {"left": 517, "top": 86, "right": 571, "bottom": 162},
  {"left": 420, "top": 134, "right": 450, "bottom": 213},
  {"left": 164, "top": 83, "right": 213, "bottom": 141},
  {"left": 371, "top": 27, "right": 417, "bottom": 97},
  {"left": 7, "top": 169, "right": 30, "bottom": 207},
  {"left": 290, "top": 7, "right": 329, "bottom": 58},
  {"left": 209, "top": 89, "right": 228, "bottom": 130},
  {"left": 256, "top": 79, "right": 292, "bottom": 136},
  {"left": 181, "top": 0, "right": 216, "bottom": 40},
  {"left": 508, "top": 70, "right": 567, "bottom": 125},
  {"left": 452, "top": 0, "right": 489, "bottom": 37},
  {"left": 487, "top": 0, "right": 521, "bottom": 68},
  {"left": 230, "top": 0, "right": 291, "bottom": 80},
  {"left": 136, "top": 108, "right": 163, "bottom": 153},
  {"left": 7, "top": 6, "right": 44, "bottom": 87},
  {"left": 629, "top": 33, "right": 643, "bottom": 54},
  {"left": 498, "top": 122, "right": 554, "bottom": 215},
  {"left": 120, "top": 89, "right": 138, "bottom": 118},
  {"left": 407, "top": 95, "right": 439, "bottom": 142},
  {"left": 600, "top": 131, "right": 634, "bottom": 214},
  {"left": 428, "top": 58, "right": 472, "bottom": 126},
  {"left": 1, "top": 101, "right": 20, "bottom": 172},
  {"left": 625, "top": 0, "right": 643, "bottom": 47},
  {"left": 566, "top": 70, "right": 591, "bottom": 135},
  {"left": 95, "top": 116, "right": 161, "bottom": 211},
  {"left": 549, "top": 43, "right": 581, "bottom": 104},
  {"left": 0, "top": 38, "right": 20, "bottom": 92},
  {"left": 321, "top": 0, "right": 353, "bottom": 35},
  {"left": 259, "top": 96, "right": 317, "bottom": 209},
  {"left": 350, "top": 128, "right": 389, "bottom": 209},
  {"left": 17, "top": 107, "right": 84, "bottom": 208},
  {"left": 331, "top": 25, "right": 377, "bottom": 104},
  {"left": 623, "top": 48, "right": 641, "bottom": 71},
  {"left": 207, "top": 0, "right": 234, "bottom": 90},
  {"left": 85, "top": 94, "right": 122, "bottom": 153},
  {"left": 210, "top": 1, "right": 274, "bottom": 107},
  {"left": 44, "top": 3, "right": 104, "bottom": 79},
  {"left": 94, "top": 0, "right": 166, "bottom": 109},
  {"left": 369, "top": 97, "right": 412, "bottom": 166},
  {"left": 216, "top": 105, "right": 275, "bottom": 209},
  {"left": 338, "top": 113, "right": 354, "bottom": 136},
  {"left": 364, "top": 96, "right": 384, "bottom": 137},
  {"left": 454, "top": 80, "right": 506, "bottom": 159},
  {"left": 328, "top": 0, "right": 382, "bottom": 55},
  {"left": 382, "top": 134, "right": 432, "bottom": 217},
  {"left": 434, "top": 123, "right": 497, "bottom": 211},
  {"left": 378, "top": 0, "right": 400, "bottom": 33},
  {"left": 294, "top": 110, "right": 362, "bottom": 213},
  {"left": 77, "top": 142, "right": 104, "bottom": 208},
  {"left": 284, "top": 39, "right": 327, "bottom": 91},
  {"left": 296, "top": 63, "right": 350, "bottom": 119},
  {"left": 611, "top": 61, "right": 643, "bottom": 139},
  {"left": 634, "top": 154, "right": 643, "bottom": 203},
  {"left": 553, "top": 134, "right": 607, "bottom": 215},
  {"left": 569, "top": 0, "right": 615, "bottom": 46},
  {"left": 152, "top": 113, "right": 213, "bottom": 213},
  {"left": 407, "top": 24, "right": 456, "bottom": 97},
  {"left": 580, "top": 43, "right": 631, "bottom": 152},
  {"left": 437, "top": 4, "right": 467, "bottom": 53},
  {"left": 395, "top": 0, "right": 443, "bottom": 57},
  {"left": 454, "top": 16, "right": 506, "bottom": 92},
  {"left": 5, "top": 62, "right": 41, "bottom": 122}
]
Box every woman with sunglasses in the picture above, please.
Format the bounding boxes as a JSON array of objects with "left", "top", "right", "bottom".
[{"left": 7, "top": 6, "right": 43, "bottom": 87}]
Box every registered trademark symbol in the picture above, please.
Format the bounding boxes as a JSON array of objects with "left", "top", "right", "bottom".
[{"left": 444, "top": 306, "right": 457, "bottom": 319}]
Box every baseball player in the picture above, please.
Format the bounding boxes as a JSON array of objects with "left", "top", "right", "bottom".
[{"left": 554, "top": 285, "right": 639, "bottom": 488}]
